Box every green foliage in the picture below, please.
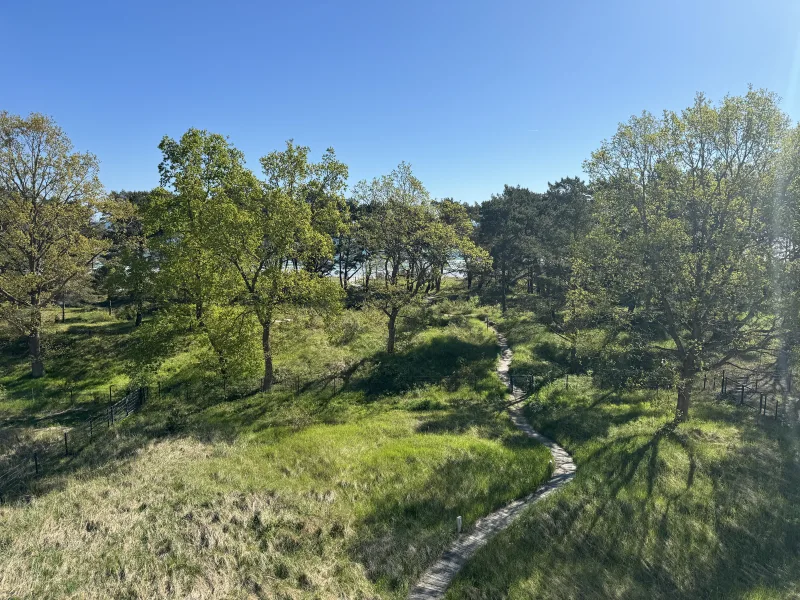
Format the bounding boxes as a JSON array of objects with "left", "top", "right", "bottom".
[
  {"left": 578, "top": 88, "right": 793, "bottom": 419},
  {"left": 353, "top": 163, "right": 489, "bottom": 352},
  {"left": 477, "top": 179, "right": 591, "bottom": 312},
  {"left": 99, "top": 191, "right": 156, "bottom": 326},
  {"left": 0, "top": 112, "right": 108, "bottom": 376}
]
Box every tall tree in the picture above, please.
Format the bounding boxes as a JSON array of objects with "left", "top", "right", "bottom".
[
  {"left": 260, "top": 140, "right": 349, "bottom": 275},
  {"left": 0, "top": 112, "right": 107, "bottom": 377},
  {"left": 356, "top": 163, "right": 488, "bottom": 352},
  {"left": 100, "top": 191, "right": 154, "bottom": 326},
  {"left": 580, "top": 88, "right": 790, "bottom": 420},
  {"left": 478, "top": 186, "right": 541, "bottom": 312},
  {"left": 145, "top": 129, "right": 243, "bottom": 325},
  {"left": 212, "top": 141, "right": 344, "bottom": 390}
]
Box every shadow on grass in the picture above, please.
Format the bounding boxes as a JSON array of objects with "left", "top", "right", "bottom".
[
  {"left": 354, "top": 334, "right": 498, "bottom": 399},
  {"left": 452, "top": 386, "right": 800, "bottom": 599}
]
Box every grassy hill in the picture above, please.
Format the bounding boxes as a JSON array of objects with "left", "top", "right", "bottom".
[
  {"left": 0, "top": 303, "right": 552, "bottom": 599},
  {"left": 447, "top": 310, "right": 800, "bottom": 600}
]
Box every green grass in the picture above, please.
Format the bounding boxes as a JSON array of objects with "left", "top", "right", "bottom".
[
  {"left": 446, "top": 309, "right": 800, "bottom": 600},
  {"left": 0, "top": 306, "right": 553, "bottom": 599}
]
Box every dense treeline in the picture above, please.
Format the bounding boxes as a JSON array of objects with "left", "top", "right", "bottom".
[{"left": 2, "top": 87, "right": 800, "bottom": 420}]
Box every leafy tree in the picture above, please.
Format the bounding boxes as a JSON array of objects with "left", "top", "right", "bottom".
[
  {"left": 0, "top": 112, "right": 107, "bottom": 377},
  {"left": 335, "top": 199, "right": 369, "bottom": 290},
  {"left": 145, "top": 129, "right": 244, "bottom": 325},
  {"left": 533, "top": 178, "right": 592, "bottom": 299},
  {"left": 101, "top": 190, "right": 155, "bottom": 326},
  {"left": 580, "top": 88, "right": 790, "bottom": 420},
  {"left": 478, "top": 185, "right": 541, "bottom": 312},
  {"left": 355, "top": 163, "right": 489, "bottom": 352},
  {"left": 260, "top": 140, "right": 349, "bottom": 275},
  {"left": 772, "top": 124, "right": 800, "bottom": 376},
  {"left": 210, "top": 140, "right": 344, "bottom": 390}
]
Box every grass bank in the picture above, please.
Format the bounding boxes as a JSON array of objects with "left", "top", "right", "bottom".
[
  {"left": 447, "top": 310, "right": 800, "bottom": 600},
  {"left": 0, "top": 309, "right": 552, "bottom": 599}
]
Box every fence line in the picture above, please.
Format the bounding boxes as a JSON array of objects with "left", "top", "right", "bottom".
[{"left": 0, "top": 386, "right": 148, "bottom": 501}]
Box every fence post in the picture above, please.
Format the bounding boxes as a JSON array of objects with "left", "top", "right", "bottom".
[
  {"left": 566, "top": 373, "right": 569, "bottom": 390},
  {"left": 110, "top": 404, "right": 114, "bottom": 425},
  {"left": 64, "top": 432, "right": 69, "bottom": 456},
  {"left": 740, "top": 385, "right": 745, "bottom": 405},
  {"left": 34, "top": 453, "right": 38, "bottom": 474},
  {"left": 703, "top": 374, "right": 707, "bottom": 390},
  {"left": 90, "top": 418, "right": 93, "bottom": 440},
  {"left": 775, "top": 400, "right": 779, "bottom": 419}
]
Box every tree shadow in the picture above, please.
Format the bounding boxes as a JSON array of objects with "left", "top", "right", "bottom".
[{"left": 354, "top": 334, "right": 498, "bottom": 399}]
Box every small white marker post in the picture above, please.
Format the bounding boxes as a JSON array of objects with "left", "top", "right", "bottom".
[{"left": 457, "top": 515, "right": 462, "bottom": 534}]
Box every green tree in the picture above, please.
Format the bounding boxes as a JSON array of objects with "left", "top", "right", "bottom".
[
  {"left": 580, "top": 88, "right": 790, "bottom": 420},
  {"left": 478, "top": 186, "right": 541, "bottom": 312},
  {"left": 0, "top": 112, "right": 107, "bottom": 377},
  {"left": 145, "top": 129, "right": 244, "bottom": 325},
  {"left": 101, "top": 191, "right": 155, "bottom": 326},
  {"left": 210, "top": 141, "right": 344, "bottom": 390},
  {"left": 261, "top": 140, "right": 349, "bottom": 275},
  {"left": 356, "top": 163, "right": 489, "bottom": 352}
]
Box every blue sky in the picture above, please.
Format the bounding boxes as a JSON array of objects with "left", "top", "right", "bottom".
[{"left": 4, "top": 0, "right": 800, "bottom": 203}]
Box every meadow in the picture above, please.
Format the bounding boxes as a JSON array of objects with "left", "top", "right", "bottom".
[
  {"left": 0, "top": 301, "right": 552, "bottom": 599},
  {"left": 447, "top": 310, "right": 800, "bottom": 600}
]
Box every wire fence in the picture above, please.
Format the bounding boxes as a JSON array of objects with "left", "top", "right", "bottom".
[
  {"left": 704, "top": 366, "right": 798, "bottom": 425},
  {"left": 0, "top": 386, "right": 148, "bottom": 502}
]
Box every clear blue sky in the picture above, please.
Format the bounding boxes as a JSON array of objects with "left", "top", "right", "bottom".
[{"left": 5, "top": 0, "right": 800, "bottom": 203}]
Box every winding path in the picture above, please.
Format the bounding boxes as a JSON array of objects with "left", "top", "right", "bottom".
[{"left": 408, "top": 325, "right": 577, "bottom": 600}]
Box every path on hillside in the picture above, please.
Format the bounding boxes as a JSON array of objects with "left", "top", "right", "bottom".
[{"left": 408, "top": 324, "right": 577, "bottom": 600}]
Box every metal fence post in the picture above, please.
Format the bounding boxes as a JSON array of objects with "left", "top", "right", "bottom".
[
  {"left": 64, "top": 432, "right": 69, "bottom": 456},
  {"left": 34, "top": 453, "right": 39, "bottom": 474},
  {"left": 703, "top": 374, "right": 707, "bottom": 390}
]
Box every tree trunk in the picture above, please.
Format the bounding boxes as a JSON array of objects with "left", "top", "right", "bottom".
[
  {"left": 386, "top": 308, "right": 399, "bottom": 353},
  {"left": 61, "top": 299, "right": 66, "bottom": 322},
  {"left": 501, "top": 268, "right": 507, "bottom": 314},
  {"left": 135, "top": 308, "right": 143, "bottom": 327},
  {"left": 261, "top": 321, "right": 273, "bottom": 391},
  {"left": 527, "top": 267, "right": 534, "bottom": 294},
  {"left": 676, "top": 359, "right": 695, "bottom": 421},
  {"left": 29, "top": 324, "right": 43, "bottom": 378},
  {"left": 467, "top": 271, "right": 472, "bottom": 290}
]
